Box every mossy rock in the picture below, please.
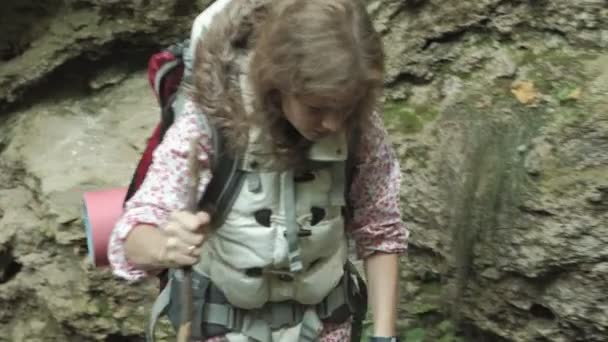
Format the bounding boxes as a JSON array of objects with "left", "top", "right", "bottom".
[{"left": 383, "top": 101, "right": 439, "bottom": 134}]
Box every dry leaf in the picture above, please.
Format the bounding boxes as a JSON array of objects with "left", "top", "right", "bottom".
[
  {"left": 511, "top": 80, "right": 539, "bottom": 105},
  {"left": 567, "top": 87, "right": 582, "bottom": 100}
]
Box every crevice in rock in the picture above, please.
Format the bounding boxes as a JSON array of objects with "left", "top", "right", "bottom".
[
  {"left": 0, "top": 246, "right": 23, "bottom": 284},
  {"left": 0, "top": 0, "right": 63, "bottom": 62},
  {"left": 173, "top": 0, "right": 199, "bottom": 16},
  {"left": 529, "top": 303, "right": 556, "bottom": 321},
  {"left": 517, "top": 205, "right": 555, "bottom": 217},
  {"left": 403, "top": 0, "right": 430, "bottom": 11},
  {"left": 0, "top": 41, "right": 31, "bottom": 62},
  {"left": 529, "top": 265, "right": 574, "bottom": 295},
  {"left": 422, "top": 28, "right": 469, "bottom": 51},
  {"left": 388, "top": 0, "right": 430, "bottom": 19},
  {"left": 99, "top": 6, "right": 136, "bottom": 20},
  {"left": 386, "top": 72, "right": 433, "bottom": 87},
  {"left": 0, "top": 40, "right": 159, "bottom": 114},
  {"left": 105, "top": 333, "right": 145, "bottom": 342}
]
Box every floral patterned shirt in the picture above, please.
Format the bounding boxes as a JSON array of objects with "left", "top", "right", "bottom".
[{"left": 107, "top": 99, "right": 408, "bottom": 341}]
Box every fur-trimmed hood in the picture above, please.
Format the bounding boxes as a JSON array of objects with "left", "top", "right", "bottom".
[{"left": 187, "top": 0, "right": 272, "bottom": 156}]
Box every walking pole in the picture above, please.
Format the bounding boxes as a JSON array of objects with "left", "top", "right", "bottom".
[{"left": 177, "top": 138, "right": 202, "bottom": 342}]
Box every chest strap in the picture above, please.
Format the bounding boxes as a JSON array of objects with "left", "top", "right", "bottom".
[
  {"left": 281, "top": 170, "right": 304, "bottom": 273},
  {"left": 146, "top": 267, "right": 357, "bottom": 342}
]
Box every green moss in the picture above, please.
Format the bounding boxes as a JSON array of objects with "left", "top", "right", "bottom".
[
  {"left": 438, "top": 334, "right": 466, "bottom": 342},
  {"left": 437, "top": 320, "right": 465, "bottom": 342},
  {"left": 403, "top": 327, "right": 427, "bottom": 342},
  {"left": 96, "top": 298, "right": 111, "bottom": 317},
  {"left": 438, "top": 320, "right": 455, "bottom": 333},
  {"left": 516, "top": 45, "right": 597, "bottom": 70},
  {"left": 554, "top": 107, "right": 593, "bottom": 127},
  {"left": 514, "top": 48, "right": 599, "bottom": 96},
  {"left": 408, "top": 282, "right": 443, "bottom": 316},
  {"left": 361, "top": 320, "right": 373, "bottom": 341},
  {"left": 542, "top": 167, "right": 608, "bottom": 193},
  {"left": 554, "top": 82, "right": 581, "bottom": 103},
  {"left": 383, "top": 101, "right": 439, "bottom": 134}
]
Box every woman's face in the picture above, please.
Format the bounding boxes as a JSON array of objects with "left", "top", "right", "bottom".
[{"left": 281, "top": 92, "right": 353, "bottom": 142}]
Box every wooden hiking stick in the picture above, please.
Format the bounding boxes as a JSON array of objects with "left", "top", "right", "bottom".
[{"left": 177, "top": 138, "right": 202, "bottom": 342}]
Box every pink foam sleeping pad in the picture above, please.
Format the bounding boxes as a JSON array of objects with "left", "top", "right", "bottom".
[{"left": 82, "top": 187, "right": 127, "bottom": 267}]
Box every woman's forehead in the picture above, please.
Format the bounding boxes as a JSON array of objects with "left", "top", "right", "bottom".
[{"left": 297, "top": 88, "right": 362, "bottom": 108}]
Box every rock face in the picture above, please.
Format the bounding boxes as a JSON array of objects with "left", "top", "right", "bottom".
[
  {"left": 0, "top": 0, "right": 211, "bottom": 108},
  {"left": 373, "top": 1, "right": 607, "bottom": 341},
  {"left": 0, "top": 0, "right": 607, "bottom": 341}
]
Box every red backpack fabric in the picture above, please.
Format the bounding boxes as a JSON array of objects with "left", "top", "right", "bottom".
[{"left": 124, "top": 41, "right": 188, "bottom": 204}]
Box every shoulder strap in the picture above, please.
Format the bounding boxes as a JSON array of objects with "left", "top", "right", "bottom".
[
  {"left": 153, "top": 40, "right": 189, "bottom": 109},
  {"left": 343, "top": 123, "right": 361, "bottom": 223},
  {"left": 201, "top": 122, "right": 358, "bottom": 230},
  {"left": 154, "top": 101, "right": 243, "bottom": 291},
  {"left": 196, "top": 128, "right": 246, "bottom": 230},
  {"left": 171, "top": 94, "right": 246, "bottom": 230}
]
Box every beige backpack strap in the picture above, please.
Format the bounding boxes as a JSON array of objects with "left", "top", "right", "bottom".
[{"left": 146, "top": 278, "right": 173, "bottom": 342}]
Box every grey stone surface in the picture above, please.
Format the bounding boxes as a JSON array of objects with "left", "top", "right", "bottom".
[{"left": 0, "top": 0, "right": 607, "bottom": 341}]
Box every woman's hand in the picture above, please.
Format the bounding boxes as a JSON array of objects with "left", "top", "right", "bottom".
[
  {"left": 123, "top": 211, "right": 211, "bottom": 271},
  {"left": 157, "top": 211, "right": 211, "bottom": 267}
]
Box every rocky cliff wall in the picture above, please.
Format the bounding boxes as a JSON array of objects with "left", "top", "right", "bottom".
[{"left": 0, "top": 0, "right": 607, "bottom": 341}]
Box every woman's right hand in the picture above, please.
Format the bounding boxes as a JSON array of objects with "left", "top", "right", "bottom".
[{"left": 157, "top": 210, "right": 210, "bottom": 268}]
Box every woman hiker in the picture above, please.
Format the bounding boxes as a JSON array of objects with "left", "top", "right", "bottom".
[{"left": 107, "top": 0, "right": 408, "bottom": 341}]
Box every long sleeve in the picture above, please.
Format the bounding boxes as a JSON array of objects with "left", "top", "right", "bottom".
[
  {"left": 107, "top": 101, "right": 214, "bottom": 281},
  {"left": 348, "top": 110, "right": 409, "bottom": 259}
]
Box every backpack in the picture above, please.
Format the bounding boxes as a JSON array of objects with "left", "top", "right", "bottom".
[
  {"left": 124, "top": 39, "right": 243, "bottom": 290},
  {"left": 129, "top": 40, "right": 368, "bottom": 341},
  {"left": 125, "top": 39, "right": 245, "bottom": 229}
]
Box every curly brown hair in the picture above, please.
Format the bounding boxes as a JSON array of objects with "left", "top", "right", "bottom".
[
  {"left": 250, "top": 0, "right": 385, "bottom": 160},
  {"left": 191, "top": 0, "right": 384, "bottom": 165}
]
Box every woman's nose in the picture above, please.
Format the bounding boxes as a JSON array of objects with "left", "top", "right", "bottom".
[{"left": 321, "top": 113, "right": 342, "bottom": 133}]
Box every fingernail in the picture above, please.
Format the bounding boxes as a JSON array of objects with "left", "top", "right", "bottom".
[{"left": 197, "top": 211, "right": 210, "bottom": 222}]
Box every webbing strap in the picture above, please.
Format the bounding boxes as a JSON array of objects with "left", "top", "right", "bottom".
[
  {"left": 146, "top": 278, "right": 173, "bottom": 342},
  {"left": 330, "top": 161, "right": 347, "bottom": 206},
  {"left": 317, "top": 280, "right": 346, "bottom": 319},
  {"left": 190, "top": 100, "right": 246, "bottom": 229},
  {"left": 153, "top": 269, "right": 354, "bottom": 341},
  {"left": 203, "top": 303, "right": 271, "bottom": 342},
  {"left": 202, "top": 304, "right": 323, "bottom": 342},
  {"left": 200, "top": 280, "right": 347, "bottom": 341},
  {"left": 154, "top": 59, "right": 182, "bottom": 107},
  {"left": 198, "top": 149, "right": 245, "bottom": 229},
  {"left": 172, "top": 90, "right": 247, "bottom": 229},
  {"left": 281, "top": 170, "right": 303, "bottom": 273},
  {"left": 298, "top": 309, "right": 323, "bottom": 342}
]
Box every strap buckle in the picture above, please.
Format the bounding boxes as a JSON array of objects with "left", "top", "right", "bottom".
[
  {"left": 263, "top": 301, "right": 305, "bottom": 329},
  {"left": 227, "top": 305, "right": 244, "bottom": 329}
]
